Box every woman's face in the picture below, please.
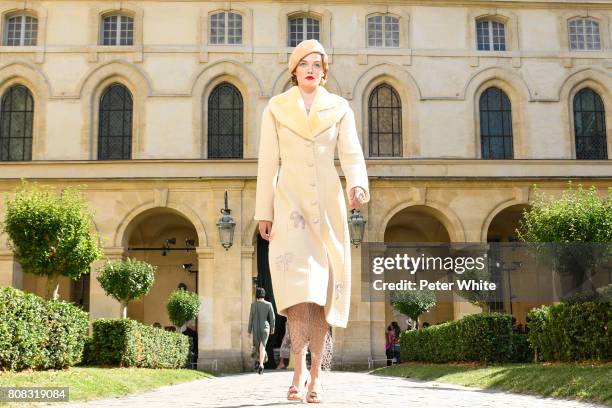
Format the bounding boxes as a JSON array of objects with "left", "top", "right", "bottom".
[{"left": 294, "top": 52, "right": 324, "bottom": 91}]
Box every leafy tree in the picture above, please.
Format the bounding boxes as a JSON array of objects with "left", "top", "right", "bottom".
[
  {"left": 97, "top": 258, "right": 155, "bottom": 318},
  {"left": 517, "top": 182, "right": 612, "bottom": 294},
  {"left": 390, "top": 289, "right": 436, "bottom": 329},
  {"left": 166, "top": 289, "right": 201, "bottom": 327},
  {"left": 3, "top": 182, "right": 102, "bottom": 300},
  {"left": 457, "top": 266, "right": 495, "bottom": 312}
]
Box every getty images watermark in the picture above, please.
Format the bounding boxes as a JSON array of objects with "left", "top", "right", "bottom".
[
  {"left": 371, "top": 251, "right": 496, "bottom": 291},
  {"left": 360, "top": 242, "right": 612, "bottom": 303}
]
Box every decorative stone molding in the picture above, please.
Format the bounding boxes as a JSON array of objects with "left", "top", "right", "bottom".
[
  {"left": 0, "top": 61, "right": 50, "bottom": 159},
  {"left": 557, "top": 10, "right": 611, "bottom": 54},
  {"left": 199, "top": 4, "right": 253, "bottom": 63},
  {"left": 0, "top": 3, "right": 48, "bottom": 63},
  {"left": 467, "top": 8, "right": 520, "bottom": 67},
  {"left": 88, "top": 2, "right": 144, "bottom": 63}
]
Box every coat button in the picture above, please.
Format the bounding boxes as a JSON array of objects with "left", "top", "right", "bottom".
[
  {"left": 311, "top": 200, "right": 317, "bottom": 205},
  {"left": 310, "top": 182, "right": 316, "bottom": 187},
  {"left": 307, "top": 162, "right": 314, "bottom": 167},
  {"left": 312, "top": 218, "right": 319, "bottom": 223}
]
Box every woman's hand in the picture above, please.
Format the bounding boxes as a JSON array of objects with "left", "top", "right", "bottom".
[
  {"left": 258, "top": 220, "right": 273, "bottom": 241},
  {"left": 349, "top": 186, "right": 367, "bottom": 210}
]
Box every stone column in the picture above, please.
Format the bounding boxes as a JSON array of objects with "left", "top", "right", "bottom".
[
  {"left": 0, "top": 250, "right": 20, "bottom": 289},
  {"left": 241, "top": 245, "right": 255, "bottom": 371}
]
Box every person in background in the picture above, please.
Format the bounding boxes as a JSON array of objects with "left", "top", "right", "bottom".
[
  {"left": 385, "top": 325, "right": 396, "bottom": 366},
  {"left": 182, "top": 320, "right": 198, "bottom": 369},
  {"left": 248, "top": 287, "right": 275, "bottom": 374}
]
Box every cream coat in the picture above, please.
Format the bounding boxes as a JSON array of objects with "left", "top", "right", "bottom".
[{"left": 254, "top": 85, "right": 370, "bottom": 328}]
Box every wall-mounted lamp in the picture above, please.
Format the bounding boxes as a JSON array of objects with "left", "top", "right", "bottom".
[
  {"left": 216, "top": 190, "right": 236, "bottom": 251},
  {"left": 163, "top": 237, "right": 176, "bottom": 256}
]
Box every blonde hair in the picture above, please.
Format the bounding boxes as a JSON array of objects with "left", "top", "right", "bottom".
[{"left": 290, "top": 52, "right": 328, "bottom": 86}]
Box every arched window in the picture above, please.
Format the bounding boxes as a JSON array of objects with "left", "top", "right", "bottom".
[
  {"left": 476, "top": 19, "right": 506, "bottom": 51},
  {"left": 573, "top": 88, "right": 607, "bottom": 159},
  {"left": 101, "top": 14, "right": 134, "bottom": 45},
  {"left": 208, "top": 83, "right": 243, "bottom": 159},
  {"left": 288, "top": 16, "right": 320, "bottom": 47},
  {"left": 367, "top": 15, "right": 399, "bottom": 48},
  {"left": 0, "top": 85, "right": 34, "bottom": 161},
  {"left": 98, "top": 83, "right": 133, "bottom": 160},
  {"left": 368, "top": 84, "right": 402, "bottom": 157},
  {"left": 4, "top": 14, "right": 38, "bottom": 46},
  {"left": 209, "top": 11, "right": 243, "bottom": 45},
  {"left": 568, "top": 19, "right": 601, "bottom": 51},
  {"left": 479, "top": 87, "right": 513, "bottom": 159}
]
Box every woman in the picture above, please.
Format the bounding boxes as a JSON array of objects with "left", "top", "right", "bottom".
[
  {"left": 248, "top": 287, "right": 275, "bottom": 374},
  {"left": 254, "top": 39, "right": 369, "bottom": 403},
  {"left": 385, "top": 325, "right": 396, "bottom": 366}
]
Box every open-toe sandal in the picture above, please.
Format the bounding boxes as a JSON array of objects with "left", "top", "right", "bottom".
[
  {"left": 306, "top": 389, "right": 322, "bottom": 404},
  {"left": 287, "top": 373, "right": 310, "bottom": 401}
]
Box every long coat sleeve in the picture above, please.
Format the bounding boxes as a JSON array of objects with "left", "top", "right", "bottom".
[{"left": 254, "top": 85, "right": 370, "bottom": 328}]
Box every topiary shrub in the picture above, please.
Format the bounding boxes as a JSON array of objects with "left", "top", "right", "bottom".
[
  {"left": 97, "top": 258, "right": 156, "bottom": 318},
  {"left": 166, "top": 289, "right": 201, "bottom": 328},
  {"left": 391, "top": 289, "right": 436, "bottom": 329}
]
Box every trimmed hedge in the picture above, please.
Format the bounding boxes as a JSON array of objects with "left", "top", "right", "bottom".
[
  {"left": 85, "top": 319, "right": 190, "bottom": 368},
  {"left": 400, "top": 313, "right": 532, "bottom": 363},
  {"left": 528, "top": 302, "right": 611, "bottom": 361},
  {"left": 0, "top": 287, "right": 89, "bottom": 370}
]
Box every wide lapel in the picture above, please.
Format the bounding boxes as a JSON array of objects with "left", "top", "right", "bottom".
[
  {"left": 308, "top": 86, "right": 347, "bottom": 138},
  {"left": 268, "top": 86, "right": 313, "bottom": 140}
]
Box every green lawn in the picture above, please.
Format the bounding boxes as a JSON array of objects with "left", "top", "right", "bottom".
[
  {"left": 373, "top": 362, "right": 612, "bottom": 406},
  {"left": 0, "top": 367, "right": 211, "bottom": 407}
]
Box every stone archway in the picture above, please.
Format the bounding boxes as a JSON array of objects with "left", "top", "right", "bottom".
[
  {"left": 122, "top": 207, "right": 199, "bottom": 329},
  {"left": 383, "top": 205, "right": 454, "bottom": 330},
  {"left": 485, "top": 203, "right": 533, "bottom": 324}
]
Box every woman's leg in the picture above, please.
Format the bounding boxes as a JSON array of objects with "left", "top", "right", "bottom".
[
  {"left": 287, "top": 303, "right": 310, "bottom": 389},
  {"left": 258, "top": 341, "right": 265, "bottom": 367},
  {"left": 306, "top": 303, "right": 332, "bottom": 395}
]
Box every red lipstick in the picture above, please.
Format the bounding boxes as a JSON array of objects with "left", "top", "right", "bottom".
[{"left": 306, "top": 75, "right": 314, "bottom": 80}]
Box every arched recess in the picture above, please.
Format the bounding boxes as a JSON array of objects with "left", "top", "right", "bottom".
[
  {"left": 557, "top": 69, "right": 612, "bottom": 159},
  {"left": 473, "top": 78, "right": 525, "bottom": 159},
  {"left": 78, "top": 61, "right": 151, "bottom": 159},
  {"left": 0, "top": 62, "right": 50, "bottom": 159},
  {"left": 353, "top": 64, "right": 420, "bottom": 157},
  {"left": 191, "top": 60, "right": 263, "bottom": 159},
  {"left": 480, "top": 200, "right": 531, "bottom": 242},
  {"left": 114, "top": 202, "right": 208, "bottom": 249},
  {"left": 463, "top": 66, "right": 533, "bottom": 102},
  {"left": 377, "top": 201, "right": 466, "bottom": 243}
]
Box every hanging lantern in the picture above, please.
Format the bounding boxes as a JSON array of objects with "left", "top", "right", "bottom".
[
  {"left": 348, "top": 208, "right": 367, "bottom": 247},
  {"left": 216, "top": 191, "right": 236, "bottom": 250}
]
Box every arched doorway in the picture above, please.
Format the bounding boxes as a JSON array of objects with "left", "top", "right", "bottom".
[
  {"left": 122, "top": 208, "right": 199, "bottom": 329},
  {"left": 486, "top": 204, "right": 532, "bottom": 325},
  {"left": 383, "top": 205, "right": 453, "bottom": 329}
]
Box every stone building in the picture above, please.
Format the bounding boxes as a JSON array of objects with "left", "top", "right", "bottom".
[{"left": 0, "top": 0, "right": 610, "bottom": 371}]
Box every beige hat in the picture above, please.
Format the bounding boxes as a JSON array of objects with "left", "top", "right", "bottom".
[{"left": 288, "top": 39, "right": 328, "bottom": 74}]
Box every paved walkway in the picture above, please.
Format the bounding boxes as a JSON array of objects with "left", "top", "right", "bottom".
[{"left": 60, "top": 370, "right": 604, "bottom": 408}]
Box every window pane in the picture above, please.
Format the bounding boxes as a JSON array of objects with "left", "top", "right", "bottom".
[
  {"left": 479, "top": 87, "right": 513, "bottom": 159},
  {"left": 288, "top": 18, "right": 303, "bottom": 46},
  {"left": 384, "top": 16, "right": 399, "bottom": 47},
  {"left": 306, "top": 18, "right": 319, "bottom": 40},
  {"left": 228, "top": 12, "right": 242, "bottom": 44},
  {"left": 210, "top": 12, "right": 225, "bottom": 44},
  {"left": 569, "top": 19, "right": 600, "bottom": 50},
  {"left": 476, "top": 21, "right": 490, "bottom": 50},
  {"left": 98, "top": 84, "right": 132, "bottom": 160},
  {"left": 574, "top": 88, "right": 607, "bottom": 159},
  {"left": 0, "top": 85, "right": 34, "bottom": 161},
  {"left": 208, "top": 83, "right": 243, "bottom": 159},
  {"left": 368, "top": 84, "right": 402, "bottom": 157},
  {"left": 367, "top": 16, "right": 383, "bottom": 47}
]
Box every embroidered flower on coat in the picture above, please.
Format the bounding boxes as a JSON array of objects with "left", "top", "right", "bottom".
[
  {"left": 334, "top": 282, "right": 344, "bottom": 300},
  {"left": 275, "top": 253, "right": 294, "bottom": 274},
  {"left": 289, "top": 210, "right": 306, "bottom": 229}
]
